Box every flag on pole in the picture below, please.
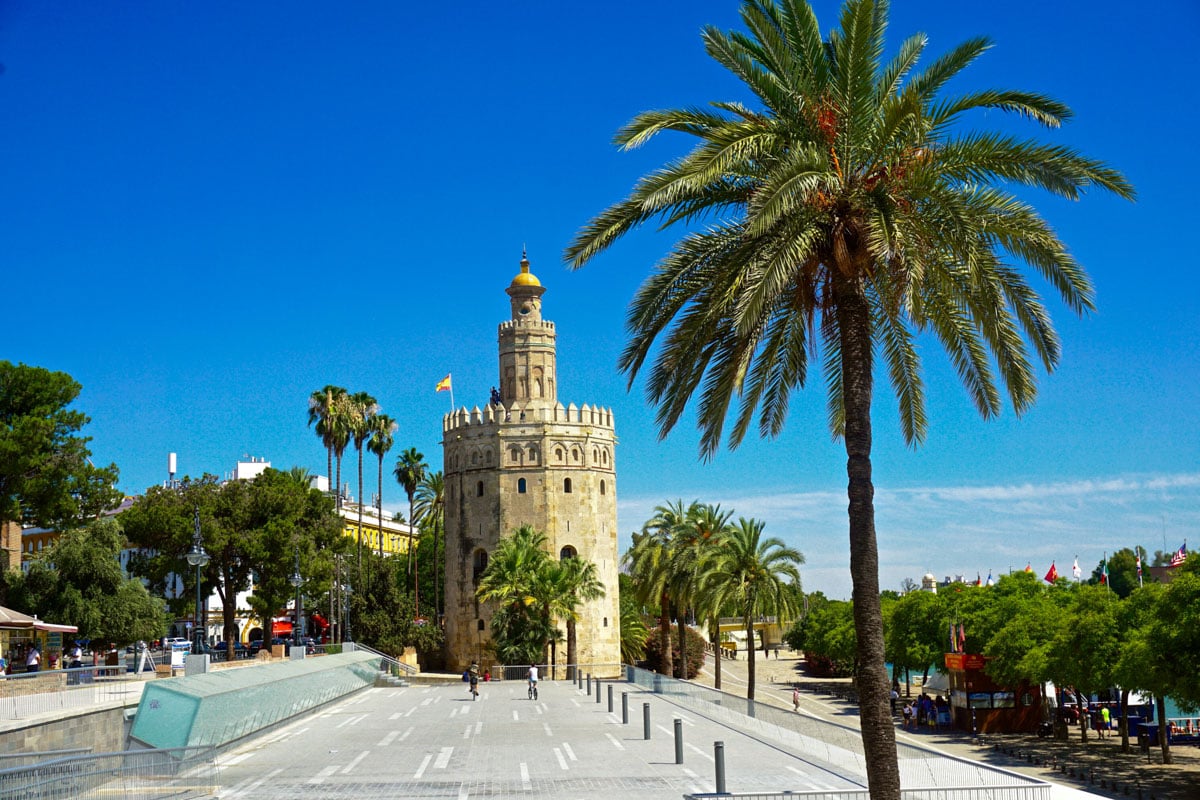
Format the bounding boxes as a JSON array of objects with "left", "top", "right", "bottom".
[
  {"left": 1024, "top": 563, "right": 1033, "bottom": 573},
  {"left": 975, "top": 573, "right": 982, "bottom": 587},
  {"left": 1169, "top": 542, "right": 1188, "bottom": 567},
  {"left": 957, "top": 624, "right": 966, "bottom": 653},
  {"left": 1044, "top": 562, "right": 1058, "bottom": 583},
  {"left": 1072, "top": 558, "right": 1081, "bottom": 581},
  {"left": 1100, "top": 558, "right": 1109, "bottom": 585},
  {"left": 1136, "top": 552, "right": 1143, "bottom": 587},
  {"left": 949, "top": 623, "right": 957, "bottom": 653},
  {"left": 985, "top": 571, "right": 993, "bottom": 586},
  {"left": 435, "top": 374, "right": 452, "bottom": 392}
]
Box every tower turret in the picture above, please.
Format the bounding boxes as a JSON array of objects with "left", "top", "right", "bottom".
[{"left": 499, "top": 251, "right": 557, "bottom": 406}]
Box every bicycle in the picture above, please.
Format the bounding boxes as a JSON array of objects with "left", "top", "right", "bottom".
[{"left": 528, "top": 681, "right": 538, "bottom": 701}]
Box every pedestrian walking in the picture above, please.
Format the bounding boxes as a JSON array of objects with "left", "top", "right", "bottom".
[{"left": 792, "top": 686, "right": 800, "bottom": 712}]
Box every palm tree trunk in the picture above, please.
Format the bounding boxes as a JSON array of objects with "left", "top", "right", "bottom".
[
  {"left": 327, "top": 446, "right": 334, "bottom": 502},
  {"left": 410, "top": 498, "right": 419, "bottom": 617},
  {"left": 567, "top": 618, "right": 576, "bottom": 680},
  {"left": 710, "top": 619, "right": 722, "bottom": 690},
  {"left": 335, "top": 454, "right": 342, "bottom": 511},
  {"left": 658, "top": 594, "right": 673, "bottom": 677},
  {"left": 836, "top": 273, "right": 901, "bottom": 800},
  {"left": 357, "top": 447, "right": 364, "bottom": 577},
  {"left": 677, "top": 612, "right": 688, "bottom": 679},
  {"left": 377, "top": 454, "right": 384, "bottom": 557},
  {"left": 744, "top": 612, "right": 756, "bottom": 700}
]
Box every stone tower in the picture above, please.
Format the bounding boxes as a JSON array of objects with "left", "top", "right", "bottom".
[{"left": 442, "top": 252, "right": 620, "bottom": 676}]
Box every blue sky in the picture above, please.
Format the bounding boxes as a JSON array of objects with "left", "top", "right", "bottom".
[{"left": 4, "top": 0, "right": 1197, "bottom": 599}]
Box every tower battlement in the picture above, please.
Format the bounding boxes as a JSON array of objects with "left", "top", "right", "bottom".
[
  {"left": 442, "top": 401, "right": 614, "bottom": 434},
  {"left": 498, "top": 319, "right": 556, "bottom": 335}
]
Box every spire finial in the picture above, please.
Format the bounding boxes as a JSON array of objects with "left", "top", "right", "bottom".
[{"left": 520, "top": 247, "right": 530, "bottom": 272}]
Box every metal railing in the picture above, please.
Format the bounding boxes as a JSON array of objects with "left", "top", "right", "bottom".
[
  {"left": 0, "top": 746, "right": 217, "bottom": 800},
  {"left": 0, "top": 667, "right": 142, "bottom": 720},
  {"left": 684, "top": 790, "right": 1049, "bottom": 800},
  {"left": 492, "top": 662, "right": 623, "bottom": 682},
  {"left": 625, "top": 666, "right": 1049, "bottom": 796},
  {"left": 333, "top": 641, "right": 417, "bottom": 675}
]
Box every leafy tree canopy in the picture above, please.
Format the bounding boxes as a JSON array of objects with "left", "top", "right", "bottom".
[{"left": 0, "top": 361, "right": 121, "bottom": 528}]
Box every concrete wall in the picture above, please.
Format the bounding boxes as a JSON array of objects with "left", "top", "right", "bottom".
[{"left": 0, "top": 705, "right": 128, "bottom": 755}]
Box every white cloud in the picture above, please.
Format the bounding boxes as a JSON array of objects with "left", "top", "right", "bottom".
[{"left": 618, "top": 472, "right": 1200, "bottom": 599}]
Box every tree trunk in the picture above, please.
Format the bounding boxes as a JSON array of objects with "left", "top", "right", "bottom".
[
  {"left": 327, "top": 446, "right": 334, "bottom": 504},
  {"left": 1158, "top": 695, "right": 1172, "bottom": 765},
  {"left": 410, "top": 498, "right": 419, "bottom": 617},
  {"left": 836, "top": 273, "right": 901, "bottom": 800},
  {"left": 377, "top": 454, "right": 384, "bottom": 557},
  {"left": 710, "top": 620, "right": 722, "bottom": 691},
  {"left": 1119, "top": 688, "right": 1131, "bottom": 754},
  {"left": 745, "top": 613, "right": 756, "bottom": 700},
  {"left": 677, "top": 612, "right": 688, "bottom": 679},
  {"left": 567, "top": 618, "right": 577, "bottom": 681},
  {"left": 658, "top": 594, "right": 673, "bottom": 677},
  {"left": 335, "top": 454, "right": 342, "bottom": 511},
  {"left": 356, "top": 447, "right": 365, "bottom": 578}
]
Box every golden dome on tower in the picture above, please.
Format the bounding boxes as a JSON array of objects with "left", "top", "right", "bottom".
[{"left": 510, "top": 249, "right": 541, "bottom": 288}]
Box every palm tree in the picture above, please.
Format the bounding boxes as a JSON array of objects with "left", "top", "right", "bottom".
[
  {"left": 307, "top": 385, "right": 347, "bottom": 501},
  {"left": 565, "top": 1, "right": 1132, "bottom": 794},
  {"left": 625, "top": 499, "right": 689, "bottom": 677},
  {"left": 366, "top": 413, "right": 397, "bottom": 557},
  {"left": 719, "top": 518, "right": 803, "bottom": 701},
  {"left": 557, "top": 555, "right": 606, "bottom": 679},
  {"left": 393, "top": 447, "right": 427, "bottom": 611},
  {"left": 347, "top": 391, "right": 379, "bottom": 574},
  {"left": 413, "top": 471, "right": 445, "bottom": 618},
  {"left": 669, "top": 502, "right": 732, "bottom": 678},
  {"left": 476, "top": 525, "right": 554, "bottom": 664}
]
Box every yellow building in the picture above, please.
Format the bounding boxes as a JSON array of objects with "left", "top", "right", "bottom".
[{"left": 338, "top": 502, "right": 416, "bottom": 556}]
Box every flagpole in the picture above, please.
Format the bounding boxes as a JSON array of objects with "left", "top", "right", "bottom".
[{"left": 448, "top": 373, "right": 455, "bottom": 411}]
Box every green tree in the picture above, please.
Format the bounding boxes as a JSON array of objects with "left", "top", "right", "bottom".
[
  {"left": 556, "top": 555, "right": 606, "bottom": 677},
  {"left": 366, "top": 413, "right": 397, "bottom": 557},
  {"left": 4, "top": 517, "right": 168, "bottom": 645},
  {"left": 347, "top": 391, "right": 379, "bottom": 576},
  {"left": 352, "top": 549, "right": 443, "bottom": 659},
  {"left": 1045, "top": 585, "right": 1120, "bottom": 742},
  {"left": 617, "top": 573, "right": 650, "bottom": 665},
  {"left": 669, "top": 503, "right": 733, "bottom": 678},
  {"left": 717, "top": 518, "right": 802, "bottom": 699},
  {"left": 885, "top": 590, "right": 944, "bottom": 690},
  {"left": 307, "top": 385, "right": 347, "bottom": 502},
  {"left": 565, "top": 1, "right": 1132, "bottom": 794},
  {"left": 0, "top": 361, "right": 121, "bottom": 531},
  {"left": 413, "top": 471, "right": 445, "bottom": 617},
  {"left": 625, "top": 500, "right": 690, "bottom": 678},
  {"left": 786, "top": 595, "right": 856, "bottom": 677},
  {"left": 476, "top": 526, "right": 552, "bottom": 665},
  {"left": 393, "top": 447, "right": 427, "bottom": 609},
  {"left": 1088, "top": 547, "right": 1142, "bottom": 597}
]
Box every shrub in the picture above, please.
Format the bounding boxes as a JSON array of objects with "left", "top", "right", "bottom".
[{"left": 640, "top": 621, "right": 706, "bottom": 679}]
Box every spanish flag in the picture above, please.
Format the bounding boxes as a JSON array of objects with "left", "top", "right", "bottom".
[{"left": 435, "top": 374, "right": 452, "bottom": 393}]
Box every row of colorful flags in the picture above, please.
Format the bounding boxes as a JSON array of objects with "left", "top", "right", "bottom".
[{"left": 1033, "top": 542, "right": 1187, "bottom": 585}]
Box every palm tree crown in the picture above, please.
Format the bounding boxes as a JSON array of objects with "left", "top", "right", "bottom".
[
  {"left": 367, "top": 413, "right": 397, "bottom": 557},
  {"left": 565, "top": 2, "right": 1131, "bottom": 797}
]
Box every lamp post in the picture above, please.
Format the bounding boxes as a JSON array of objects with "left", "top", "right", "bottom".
[
  {"left": 185, "top": 508, "right": 210, "bottom": 654},
  {"left": 290, "top": 549, "right": 303, "bottom": 648}
]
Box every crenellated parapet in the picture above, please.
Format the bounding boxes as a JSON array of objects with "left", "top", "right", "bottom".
[
  {"left": 497, "top": 319, "right": 556, "bottom": 336},
  {"left": 443, "top": 401, "right": 615, "bottom": 434}
]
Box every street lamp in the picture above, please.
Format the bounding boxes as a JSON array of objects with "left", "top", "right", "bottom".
[
  {"left": 290, "top": 549, "right": 303, "bottom": 649},
  {"left": 185, "top": 508, "right": 210, "bottom": 654}
]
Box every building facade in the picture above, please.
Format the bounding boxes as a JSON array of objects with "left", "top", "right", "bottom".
[{"left": 442, "top": 253, "right": 620, "bottom": 674}]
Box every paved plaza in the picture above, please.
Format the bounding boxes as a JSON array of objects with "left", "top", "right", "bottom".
[{"left": 214, "top": 677, "right": 869, "bottom": 799}]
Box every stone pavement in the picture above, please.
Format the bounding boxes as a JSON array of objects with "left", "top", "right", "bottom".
[{"left": 214, "top": 677, "right": 869, "bottom": 799}]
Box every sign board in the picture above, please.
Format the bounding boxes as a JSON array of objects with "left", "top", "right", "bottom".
[{"left": 944, "top": 653, "right": 987, "bottom": 671}]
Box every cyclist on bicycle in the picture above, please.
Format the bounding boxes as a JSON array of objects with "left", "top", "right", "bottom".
[{"left": 527, "top": 663, "right": 539, "bottom": 698}]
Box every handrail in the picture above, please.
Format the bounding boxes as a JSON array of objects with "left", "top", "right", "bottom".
[{"left": 347, "top": 642, "right": 417, "bottom": 675}]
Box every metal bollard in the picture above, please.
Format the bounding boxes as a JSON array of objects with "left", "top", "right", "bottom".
[
  {"left": 715, "top": 741, "right": 726, "bottom": 793},
  {"left": 587, "top": 673, "right": 592, "bottom": 694},
  {"left": 622, "top": 691, "right": 629, "bottom": 724},
  {"left": 608, "top": 684, "right": 614, "bottom": 713},
  {"left": 643, "top": 702, "right": 651, "bottom": 739},
  {"left": 674, "top": 718, "right": 683, "bottom": 764},
  {"left": 596, "top": 677, "right": 602, "bottom": 703}
]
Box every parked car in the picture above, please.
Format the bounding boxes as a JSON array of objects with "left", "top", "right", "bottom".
[{"left": 163, "top": 637, "right": 191, "bottom": 652}]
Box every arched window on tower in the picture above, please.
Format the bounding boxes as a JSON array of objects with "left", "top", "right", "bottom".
[
  {"left": 517, "top": 478, "right": 527, "bottom": 494},
  {"left": 472, "top": 549, "right": 489, "bottom": 582},
  {"left": 560, "top": 545, "right": 577, "bottom": 560},
  {"left": 600, "top": 479, "right": 606, "bottom": 496},
  {"left": 476, "top": 480, "right": 484, "bottom": 497},
  {"left": 563, "top": 478, "right": 572, "bottom": 494}
]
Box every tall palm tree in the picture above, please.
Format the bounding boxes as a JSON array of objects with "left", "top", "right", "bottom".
[
  {"left": 669, "top": 502, "right": 732, "bottom": 678},
  {"left": 678, "top": 503, "right": 734, "bottom": 687},
  {"left": 557, "top": 555, "right": 606, "bottom": 678},
  {"left": 366, "top": 413, "right": 397, "bottom": 557},
  {"left": 625, "top": 499, "right": 689, "bottom": 677},
  {"left": 719, "top": 518, "right": 803, "bottom": 701},
  {"left": 347, "top": 392, "right": 379, "bottom": 575},
  {"left": 393, "top": 447, "right": 427, "bottom": 611},
  {"left": 307, "top": 385, "right": 347, "bottom": 500},
  {"left": 565, "top": 1, "right": 1132, "bottom": 794},
  {"left": 413, "top": 471, "right": 445, "bottom": 618},
  {"left": 476, "top": 525, "right": 554, "bottom": 663}
]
